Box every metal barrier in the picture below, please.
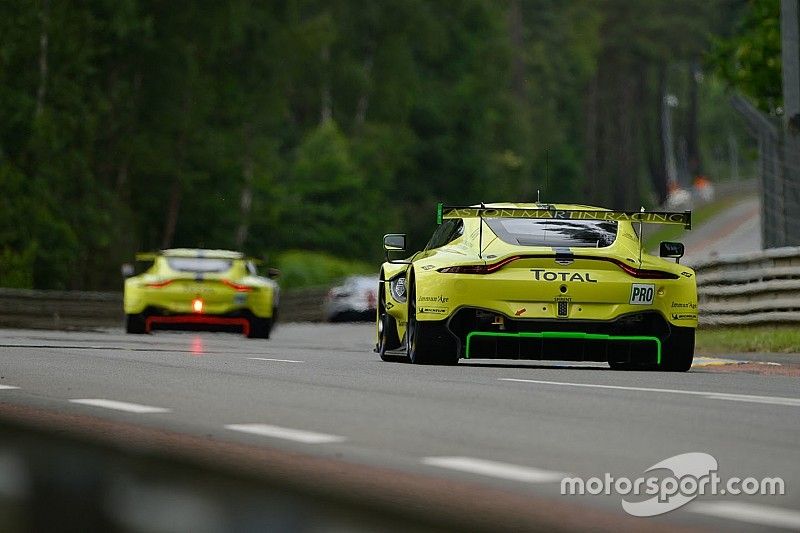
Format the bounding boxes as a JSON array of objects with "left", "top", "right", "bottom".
[
  {"left": 691, "top": 246, "right": 800, "bottom": 326},
  {"left": 0, "top": 286, "right": 330, "bottom": 330},
  {"left": 4, "top": 250, "right": 800, "bottom": 330}
]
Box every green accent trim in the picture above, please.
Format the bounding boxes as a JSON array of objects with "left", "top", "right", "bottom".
[
  {"left": 436, "top": 202, "right": 443, "bottom": 225},
  {"left": 465, "top": 331, "right": 661, "bottom": 364}
]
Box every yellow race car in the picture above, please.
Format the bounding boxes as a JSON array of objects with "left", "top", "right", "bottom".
[
  {"left": 124, "top": 249, "right": 279, "bottom": 338},
  {"left": 377, "top": 203, "right": 697, "bottom": 370}
]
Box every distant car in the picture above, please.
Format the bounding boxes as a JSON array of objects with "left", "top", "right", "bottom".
[
  {"left": 324, "top": 276, "right": 378, "bottom": 322},
  {"left": 123, "top": 249, "right": 279, "bottom": 338},
  {"left": 377, "top": 203, "right": 697, "bottom": 370}
]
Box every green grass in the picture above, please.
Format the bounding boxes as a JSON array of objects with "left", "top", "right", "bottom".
[
  {"left": 696, "top": 326, "right": 800, "bottom": 354},
  {"left": 274, "top": 250, "right": 375, "bottom": 289},
  {"left": 643, "top": 195, "right": 746, "bottom": 251}
]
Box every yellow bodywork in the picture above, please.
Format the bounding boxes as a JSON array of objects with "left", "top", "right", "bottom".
[
  {"left": 124, "top": 249, "right": 277, "bottom": 318},
  {"left": 380, "top": 203, "right": 697, "bottom": 345}
]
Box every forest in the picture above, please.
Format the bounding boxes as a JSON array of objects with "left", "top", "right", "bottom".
[{"left": 0, "top": 0, "right": 783, "bottom": 289}]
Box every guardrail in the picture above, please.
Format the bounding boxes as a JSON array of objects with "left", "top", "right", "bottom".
[
  {"left": 0, "top": 286, "right": 330, "bottom": 330},
  {"left": 3, "top": 248, "right": 799, "bottom": 330},
  {"left": 691, "top": 246, "right": 800, "bottom": 326}
]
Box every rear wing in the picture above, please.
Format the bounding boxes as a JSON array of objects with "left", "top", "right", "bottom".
[{"left": 437, "top": 204, "right": 691, "bottom": 230}]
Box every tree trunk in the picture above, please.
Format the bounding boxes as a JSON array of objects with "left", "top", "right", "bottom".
[
  {"left": 235, "top": 124, "right": 254, "bottom": 248},
  {"left": 320, "top": 44, "right": 332, "bottom": 123},
  {"left": 35, "top": 0, "right": 50, "bottom": 119},
  {"left": 686, "top": 61, "right": 702, "bottom": 179}
]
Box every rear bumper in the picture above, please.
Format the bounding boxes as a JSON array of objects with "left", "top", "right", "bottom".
[
  {"left": 447, "top": 308, "right": 674, "bottom": 364},
  {"left": 146, "top": 315, "right": 250, "bottom": 336}
]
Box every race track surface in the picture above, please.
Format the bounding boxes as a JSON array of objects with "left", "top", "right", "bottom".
[{"left": 1, "top": 324, "right": 798, "bottom": 531}]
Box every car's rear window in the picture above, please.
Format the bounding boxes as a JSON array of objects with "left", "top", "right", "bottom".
[
  {"left": 166, "top": 258, "right": 233, "bottom": 272},
  {"left": 486, "top": 218, "right": 618, "bottom": 248}
]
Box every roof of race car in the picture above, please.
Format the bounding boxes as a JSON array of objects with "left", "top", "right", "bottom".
[{"left": 160, "top": 248, "right": 244, "bottom": 259}]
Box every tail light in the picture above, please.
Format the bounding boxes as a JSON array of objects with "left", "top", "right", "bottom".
[
  {"left": 192, "top": 298, "right": 204, "bottom": 313},
  {"left": 437, "top": 256, "right": 522, "bottom": 274},
  {"left": 222, "top": 279, "right": 252, "bottom": 292},
  {"left": 608, "top": 259, "right": 678, "bottom": 279},
  {"left": 437, "top": 255, "right": 678, "bottom": 279},
  {"left": 146, "top": 279, "right": 174, "bottom": 288}
]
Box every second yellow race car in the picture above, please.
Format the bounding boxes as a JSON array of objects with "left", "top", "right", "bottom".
[
  {"left": 123, "top": 249, "right": 279, "bottom": 338},
  {"left": 377, "top": 203, "right": 697, "bottom": 370}
]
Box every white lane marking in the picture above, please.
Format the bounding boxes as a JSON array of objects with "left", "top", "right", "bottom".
[
  {"left": 689, "top": 502, "right": 800, "bottom": 530},
  {"left": 500, "top": 378, "right": 800, "bottom": 407},
  {"left": 69, "top": 399, "right": 171, "bottom": 413},
  {"left": 225, "top": 424, "right": 344, "bottom": 444},
  {"left": 0, "top": 385, "right": 20, "bottom": 390},
  {"left": 247, "top": 357, "right": 305, "bottom": 364},
  {"left": 423, "top": 456, "right": 565, "bottom": 483}
]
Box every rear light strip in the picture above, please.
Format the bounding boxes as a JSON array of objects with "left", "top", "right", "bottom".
[
  {"left": 437, "top": 255, "right": 678, "bottom": 279},
  {"left": 146, "top": 279, "right": 174, "bottom": 288},
  {"left": 222, "top": 279, "right": 252, "bottom": 292}
]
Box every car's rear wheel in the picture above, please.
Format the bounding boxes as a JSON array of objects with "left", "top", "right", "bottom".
[
  {"left": 661, "top": 326, "right": 695, "bottom": 372},
  {"left": 125, "top": 313, "right": 147, "bottom": 334},
  {"left": 248, "top": 316, "right": 272, "bottom": 339},
  {"left": 377, "top": 281, "right": 403, "bottom": 362},
  {"left": 406, "top": 277, "right": 458, "bottom": 365}
]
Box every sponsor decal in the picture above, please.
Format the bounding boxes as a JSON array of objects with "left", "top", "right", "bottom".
[
  {"left": 515, "top": 308, "right": 526, "bottom": 316},
  {"left": 531, "top": 269, "right": 597, "bottom": 283},
  {"left": 443, "top": 208, "right": 690, "bottom": 226},
  {"left": 419, "top": 307, "right": 447, "bottom": 315},
  {"left": 419, "top": 295, "right": 449, "bottom": 304},
  {"left": 554, "top": 296, "right": 572, "bottom": 302},
  {"left": 630, "top": 283, "right": 655, "bottom": 305},
  {"left": 671, "top": 301, "right": 697, "bottom": 310},
  {"left": 680, "top": 271, "right": 692, "bottom": 278},
  {"left": 420, "top": 264, "right": 436, "bottom": 271},
  {"left": 385, "top": 301, "right": 394, "bottom": 310},
  {"left": 671, "top": 313, "right": 697, "bottom": 321},
  {"left": 233, "top": 293, "right": 247, "bottom": 305}
]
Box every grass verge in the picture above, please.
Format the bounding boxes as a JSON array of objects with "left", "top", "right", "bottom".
[{"left": 696, "top": 326, "right": 800, "bottom": 354}]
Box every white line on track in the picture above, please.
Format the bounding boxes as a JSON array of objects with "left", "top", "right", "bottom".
[
  {"left": 69, "top": 399, "right": 171, "bottom": 413},
  {"left": 0, "top": 385, "right": 20, "bottom": 390},
  {"left": 500, "top": 378, "right": 800, "bottom": 407},
  {"left": 423, "top": 456, "right": 565, "bottom": 483},
  {"left": 689, "top": 502, "right": 800, "bottom": 530},
  {"left": 225, "top": 424, "right": 345, "bottom": 444},
  {"left": 247, "top": 357, "right": 305, "bottom": 364}
]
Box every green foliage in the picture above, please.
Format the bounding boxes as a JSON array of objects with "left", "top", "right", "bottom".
[
  {"left": 708, "top": 0, "right": 782, "bottom": 113},
  {"left": 0, "top": 1, "right": 747, "bottom": 289},
  {"left": 274, "top": 250, "right": 373, "bottom": 290}
]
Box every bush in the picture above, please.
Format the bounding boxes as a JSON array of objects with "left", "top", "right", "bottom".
[{"left": 274, "top": 250, "right": 376, "bottom": 290}]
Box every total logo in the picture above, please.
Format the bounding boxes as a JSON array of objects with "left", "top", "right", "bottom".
[{"left": 531, "top": 269, "right": 598, "bottom": 283}]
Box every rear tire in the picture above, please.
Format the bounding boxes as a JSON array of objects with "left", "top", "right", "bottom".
[
  {"left": 406, "top": 277, "right": 458, "bottom": 365},
  {"left": 377, "top": 281, "right": 403, "bottom": 362},
  {"left": 125, "top": 313, "right": 147, "bottom": 334},
  {"left": 661, "top": 326, "right": 695, "bottom": 372},
  {"left": 248, "top": 316, "right": 272, "bottom": 339}
]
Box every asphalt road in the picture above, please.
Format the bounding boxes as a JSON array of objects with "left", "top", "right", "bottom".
[{"left": 1, "top": 323, "right": 799, "bottom": 531}]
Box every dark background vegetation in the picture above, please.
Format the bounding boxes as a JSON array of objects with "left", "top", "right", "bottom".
[{"left": 0, "top": 0, "right": 782, "bottom": 290}]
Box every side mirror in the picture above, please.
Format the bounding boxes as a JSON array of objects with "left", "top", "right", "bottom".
[
  {"left": 383, "top": 234, "right": 406, "bottom": 252},
  {"left": 660, "top": 241, "right": 685, "bottom": 263},
  {"left": 267, "top": 267, "right": 281, "bottom": 279}
]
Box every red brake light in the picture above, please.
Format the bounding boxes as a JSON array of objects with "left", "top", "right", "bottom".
[
  {"left": 610, "top": 259, "right": 678, "bottom": 279},
  {"left": 437, "top": 256, "right": 522, "bottom": 274},
  {"left": 146, "top": 279, "right": 174, "bottom": 288},
  {"left": 222, "top": 279, "right": 252, "bottom": 292}
]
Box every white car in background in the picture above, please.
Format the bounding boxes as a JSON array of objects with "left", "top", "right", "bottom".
[{"left": 324, "top": 276, "right": 378, "bottom": 322}]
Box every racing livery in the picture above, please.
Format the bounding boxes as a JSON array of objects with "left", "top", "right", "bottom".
[
  {"left": 377, "top": 203, "right": 697, "bottom": 370},
  {"left": 124, "top": 249, "right": 279, "bottom": 338}
]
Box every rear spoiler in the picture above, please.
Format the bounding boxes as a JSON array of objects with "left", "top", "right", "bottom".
[{"left": 437, "top": 204, "right": 691, "bottom": 230}]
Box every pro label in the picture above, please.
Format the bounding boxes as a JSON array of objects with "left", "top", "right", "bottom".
[{"left": 630, "top": 283, "right": 655, "bottom": 305}]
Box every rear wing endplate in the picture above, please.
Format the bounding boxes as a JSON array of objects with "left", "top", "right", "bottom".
[{"left": 437, "top": 204, "right": 691, "bottom": 230}]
